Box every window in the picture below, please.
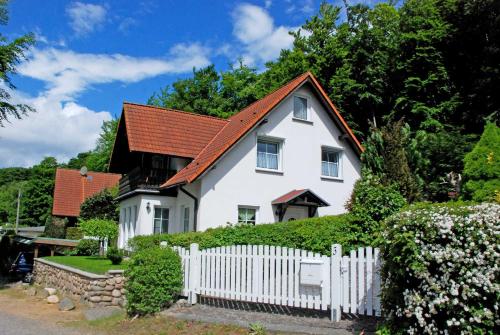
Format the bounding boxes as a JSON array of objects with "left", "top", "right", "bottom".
[
  {"left": 183, "top": 207, "right": 190, "bottom": 232},
  {"left": 257, "top": 140, "right": 279, "bottom": 170},
  {"left": 293, "top": 96, "right": 308, "bottom": 120},
  {"left": 153, "top": 208, "right": 169, "bottom": 234},
  {"left": 238, "top": 207, "right": 256, "bottom": 225},
  {"left": 322, "top": 148, "right": 341, "bottom": 178}
]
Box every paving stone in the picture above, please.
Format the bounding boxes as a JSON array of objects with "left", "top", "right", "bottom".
[
  {"left": 83, "top": 306, "right": 123, "bottom": 321},
  {"left": 58, "top": 297, "right": 75, "bottom": 311}
]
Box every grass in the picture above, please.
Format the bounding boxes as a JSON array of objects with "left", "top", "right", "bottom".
[{"left": 44, "top": 256, "right": 127, "bottom": 274}]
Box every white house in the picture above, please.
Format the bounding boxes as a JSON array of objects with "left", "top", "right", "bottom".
[{"left": 109, "top": 72, "right": 363, "bottom": 249}]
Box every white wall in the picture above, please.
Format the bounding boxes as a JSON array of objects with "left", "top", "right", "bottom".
[
  {"left": 118, "top": 182, "right": 200, "bottom": 248},
  {"left": 197, "top": 84, "right": 361, "bottom": 231}
]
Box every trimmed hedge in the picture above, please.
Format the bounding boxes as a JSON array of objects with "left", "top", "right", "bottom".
[
  {"left": 128, "top": 214, "right": 370, "bottom": 255},
  {"left": 125, "top": 246, "right": 183, "bottom": 315},
  {"left": 380, "top": 202, "right": 499, "bottom": 334}
]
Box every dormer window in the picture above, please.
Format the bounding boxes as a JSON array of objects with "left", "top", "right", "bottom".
[{"left": 293, "top": 96, "right": 308, "bottom": 120}]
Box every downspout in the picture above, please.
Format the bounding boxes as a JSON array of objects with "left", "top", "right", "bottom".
[{"left": 179, "top": 186, "right": 198, "bottom": 232}]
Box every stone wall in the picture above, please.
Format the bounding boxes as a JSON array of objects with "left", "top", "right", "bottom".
[{"left": 34, "top": 258, "right": 126, "bottom": 308}]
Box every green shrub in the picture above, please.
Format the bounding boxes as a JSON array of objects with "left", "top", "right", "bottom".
[
  {"left": 80, "top": 189, "right": 119, "bottom": 221},
  {"left": 463, "top": 122, "right": 500, "bottom": 202},
  {"left": 380, "top": 202, "right": 499, "bottom": 334},
  {"left": 125, "top": 246, "right": 183, "bottom": 315},
  {"left": 106, "top": 247, "right": 123, "bottom": 265},
  {"left": 79, "top": 218, "right": 118, "bottom": 255},
  {"left": 65, "top": 227, "right": 83, "bottom": 240},
  {"left": 128, "top": 214, "right": 367, "bottom": 255},
  {"left": 346, "top": 171, "right": 406, "bottom": 236},
  {"left": 75, "top": 239, "right": 100, "bottom": 256}
]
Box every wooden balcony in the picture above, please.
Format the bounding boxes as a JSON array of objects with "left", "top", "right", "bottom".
[{"left": 118, "top": 167, "right": 176, "bottom": 196}]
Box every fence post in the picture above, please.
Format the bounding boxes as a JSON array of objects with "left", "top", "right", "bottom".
[
  {"left": 188, "top": 243, "right": 200, "bottom": 305},
  {"left": 331, "top": 244, "right": 342, "bottom": 322}
]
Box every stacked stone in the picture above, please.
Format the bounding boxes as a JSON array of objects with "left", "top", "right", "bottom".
[{"left": 33, "top": 259, "right": 126, "bottom": 308}]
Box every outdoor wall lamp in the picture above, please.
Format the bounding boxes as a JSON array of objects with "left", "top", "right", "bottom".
[{"left": 146, "top": 202, "right": 151, "bottom": 212}]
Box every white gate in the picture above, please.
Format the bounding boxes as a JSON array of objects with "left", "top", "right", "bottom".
[{"left": 172, "top": 243, "right": 381, "bottom": 322}]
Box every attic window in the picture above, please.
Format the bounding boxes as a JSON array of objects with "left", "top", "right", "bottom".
[{"left": 293, "top": 96, "right": 308, "bottom": 120}]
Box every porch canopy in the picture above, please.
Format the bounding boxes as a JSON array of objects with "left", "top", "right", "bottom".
[{"left": 272, "top": 189, "right": 330, "bottom": 221}]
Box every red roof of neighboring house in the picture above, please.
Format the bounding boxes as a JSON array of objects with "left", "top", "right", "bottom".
[
  {"left": 52, "top": 168, "right": 121, "bottom": 217},
  {"left": 162, "top": 72, "right": 363, "bottom": 188},
  {"left": 121, "top": 103, "right": 228, "bottom": 158}
]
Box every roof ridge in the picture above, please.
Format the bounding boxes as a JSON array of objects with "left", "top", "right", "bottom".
[
  {"left": 229, "top": 72, "right": 311, "bottom": 120},
  {"left": 123, "top": 102, "right": 229, "bottom": 122},
  {"left": 162, "top": 72, "right": 313, "bottom": 187},
  {"left": 56, "top": 168, "right": 121, "bottom": 176}
]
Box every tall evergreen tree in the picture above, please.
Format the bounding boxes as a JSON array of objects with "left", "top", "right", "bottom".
[{"left": 0, "top": 0, "right": 35, "bottom": 126}]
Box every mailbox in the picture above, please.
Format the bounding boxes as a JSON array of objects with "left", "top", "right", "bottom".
[{"left": 300, "top": 259, "right": 324, "bottom": 286}]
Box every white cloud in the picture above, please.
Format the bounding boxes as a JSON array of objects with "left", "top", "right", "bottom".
[
  {"left": 232, "top": 4, "right": 297, "bottom": 66},
  {"left": 0, "top": 88, "right": 111, "bottom": 167},
  {"left": 18, "top": 44, "right": 210, "bottom": 101},
  {"left": 66, "top": 2, "right": 107, "bottom": 36},
  {"left": 0, "top": 43, "right": 211, "bottom": 167}
]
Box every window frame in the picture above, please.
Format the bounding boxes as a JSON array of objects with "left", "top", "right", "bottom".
[
  {"left": 321, "top": 146, "right": 343, "bottom": 180},
  {"left": 153, "top": 207, "right": 169, "bottom": 234},
  {"left": 256, "top": 137, "right": 284, "bottom": 173},
  {"left": 237, "top": 206, "right": 258, "bottom": 225},
  {"left": 293, "top": 95, "right": 308, "bottom": 120}
]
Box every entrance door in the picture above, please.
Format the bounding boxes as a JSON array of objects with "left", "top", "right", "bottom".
[{"left": 282, "top": 206, "right": 308, "bottom": 222}]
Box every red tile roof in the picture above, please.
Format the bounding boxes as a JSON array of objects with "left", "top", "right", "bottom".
[
  {"left": 272, "top": 189, "right": 308, "bottom": 204},
  {"left": 162, "top": 72, "right": 363, "bottom": 188},
  {"left": 122, "top": 103, "right": 228, "bottom": 158},
  {"left": 52, "top": 168, "right": 121, "bottom": 217}
]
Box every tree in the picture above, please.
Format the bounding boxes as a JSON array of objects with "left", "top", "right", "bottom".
[
  {"left": 79, "top": 218, "right": 118, "bottom": 255},
  {"left": 85, "top": 119, "right": 118, "bottom": 172},
  {"left": 21, "top": 157, "right": 57, "bottom": 226},
  {"left": 390, "top": 0, "right": 461, "bottom": 132},
  {"left": 462, "top": 123, "right": 500, "bottom": 201},
  {"left": 79, "top": 189, "right": 119, "bottom": 221},
  {"left": 362, "top": 121, "right": 421, "bottom": 202},
  {"left": 0, "top": 0, "right": 35, "bottom": 126},
  {"left": 148, "top": 63, "right": 260, "bottom": 119}
]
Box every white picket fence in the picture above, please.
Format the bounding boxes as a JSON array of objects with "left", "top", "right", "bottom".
[{"left": 171, "top": 243, "right": 381, "bottom": 322}]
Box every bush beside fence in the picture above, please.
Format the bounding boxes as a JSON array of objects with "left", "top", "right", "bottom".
[
  {"left": 128, "top": 214, "right": 369, "bottom": 255},
  {"left": 380, "top": 202, "right": 499, "bottom": 334}
]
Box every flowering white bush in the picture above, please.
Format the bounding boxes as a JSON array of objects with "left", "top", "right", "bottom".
[{"left": 380, "top": 203, "right": 499, "bottom": 334}]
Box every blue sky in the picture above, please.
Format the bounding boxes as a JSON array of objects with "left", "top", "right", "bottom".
[{"left": 0, "top": 0, "right": 377, "bottom": 168}]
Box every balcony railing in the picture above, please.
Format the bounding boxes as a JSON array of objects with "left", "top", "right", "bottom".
[{"left": 118, "top": 167, "right": 176, "bottom": 196}]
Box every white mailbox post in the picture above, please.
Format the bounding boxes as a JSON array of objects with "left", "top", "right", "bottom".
[{"left": 300, "top": 259, "right": 324, "bottom": 286}]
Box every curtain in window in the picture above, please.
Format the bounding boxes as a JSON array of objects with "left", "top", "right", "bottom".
[
  {"left": 238, "top": 208, "right": 256, "bottom": 224},
  {"left": 294, "top": 96, "right": 307, "bottom": 119},
  {"left": 257, "top": 141, "right": 279, "bottom": 170},
  {"left": 322, "top": 150, "right": 339, "bottom": 177}
]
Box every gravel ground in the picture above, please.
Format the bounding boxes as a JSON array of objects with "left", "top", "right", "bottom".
[
  {"left": 0, "top": 311, "right": 82, "bottom": 335},
  {"left": 162, "top": 297, "right": 382, "bottom": 335}
]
